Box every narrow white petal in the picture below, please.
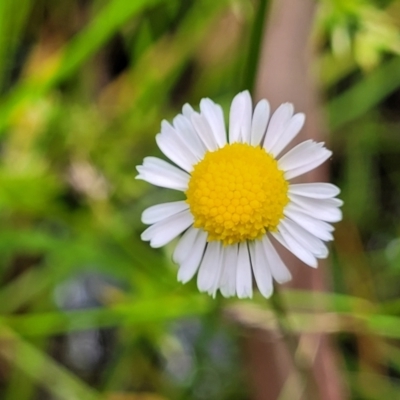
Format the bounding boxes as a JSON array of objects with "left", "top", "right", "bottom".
[
  {"left": 200, "top": 98, "right": 227, "bottom": 147},
  {"left": 173, "top": 226, "right": 200, "bottom": 264},
  {"left": 239, "top": 91, "right": 253, "bottom": 143},
  {"left": 280, "top": 218, "right": 328, "bottom": 259},
  {"left": 209, "top": 244, "right": 226, "bottom": 298},
  {"left": 249, "top": 241, "right": 273, "bottom": 298},
  {"left": 236, "top": 242, "right": 253, "bottom": 299},
  {"left": 182, "top": 103, "right": 195, "bottom": 119},
  {"left": 136, "top": 157, "right": 189, "bottom": 191},
  {"left": 173, "top": 115, "right": 207, "bottom": 161},
  {"left": 191, "top": 113, "right": 219, "bottom": 151},
  {"left": 289, "top": 194, "right": 343, "bottom": 222},
  {"left": 219, "top": 244, "right": 239, "bottom": 298},
  {"left": 262, "top": 236, "right": 292, "bottom": 283},
  {"left": 278, "top": 140, "right": 326, "bottom": 171},
  {"left": 156, "top": 131, "right": 194, "bottom": 172},
  {"left": 197, "top": 242, "right": 222, "bottom": 293},
  {"left": 324, "top": 197, "right": 344, "bottom": 207},
  {"left": 141, "top": 210, "right": 193, "bottom": 248},
  {"left": 284, "top": 203, "right": 334, "bottom": 241},
  {"left": 177, "top": 229, "right": 207, "bottom": 283},
  {"left": 229, "top": 92, "right": 245, "bottom": 143},
  {"left": 161, "top": 120, "right": 200, "bottom": 163},
  {"left": 270, "top": 113, "right": 305, "bottom": 157},
  {"left": 263, "top": 103, "right": 294, "bottom": 152},
  {"left": 272, "top": 230, "right": 318, "bottom": 268},
  {"left": 250, "top": 99, "right": 270, "bottom": 146},
  {"left": 284, "top": 150, "right": 332, "bottom": 180},
  {"left": 142, "top": 201, "right": 189, "bottom": 225},
  {"left": 289, "top": 183, "right": 341, "bottom": 199}
]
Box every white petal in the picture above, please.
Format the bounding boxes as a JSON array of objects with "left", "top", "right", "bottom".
[
  {"left": 141, "top": 210, "right": 193, "bottom": 248},
  {"left": 236, "top": 242, "right": 253, "bottom": 299},
  {"left": 173, "top": 115, "right": 207, "bottom": 161},
  {"left": 324, "top": 197, "right": 344, "bottom": 207},
  {"left": 173, "top": 226, "right": 200, "bottom": 264},
  {"left": 156, "top": 130, "right": 195, "bottom": 172},
  {"left": 177, "top": 229, "right": 207, "bottom": 283},
  {"left": 278, "top": 140, "right": 326, "bottom": 171},
  {"left": 270, "top": 113, "right": 305, "bottom": 157},
  {"left": 272, "top": 229, "right": 318, "bottom": 268},
  {"left": 239, "top": 91, "right": 253, "bottom": 143},
  {"left": 191, "top": 113, "right": 219, "bottom": 151},
  {"left": 289, "top": 194, "right": 343, "bottom": 222},
  {"left": 136, "top": 157, "right": 190, "bottom": 191},
  {"left": 280, "top": 218, "right": 328, "bottom": 259},
  {"left": 250, "top": 99, "right": 270, "bottom": 146},
  {"left": 229, "top": 92, "right": 246, "bottom": 143},
  {"left": 161, "top": 120, "right": 200, "bottom": 164},
  {"left": 249, "top": 241, "right": 273, "bottom": 298},
  {"left": 197, "top": 242, "right": 222, "bottom": 293},
  {"left": 283, "top": 148, "right": 333, "bottom": 180},
  {"left": 289, "top": 183, "right": 341, "bottom": 199},
  {"left": 200, "top": 98, "right": 227, "bottom": 147},
  {"left": 262, "top": 236, "right": 292, "bottom": 283},
  {"left": 284, "top": 203, "right": 334, "bottom": 241},
  {"left": 263, "top": 103, "right": 293, "bottom": 152},
  {"left": 142, "top": 201, "right": 189, "bottom": 225},
  {"left": 182, "top": 103, "right": 195, "bottom": 119},
  {"left": 209, "top": 248, "right": 226, "bottom": 297},
  {"left": 219, "top": 244, "right": 239, "bottom": 298}
]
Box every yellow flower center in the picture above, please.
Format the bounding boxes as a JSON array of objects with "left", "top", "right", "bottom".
[{"left": 186, "top": 143, "right": 289, "bottom": 245}]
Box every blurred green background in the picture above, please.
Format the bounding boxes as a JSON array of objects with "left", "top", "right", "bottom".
[{"left": 1, "top": 0, "right": 400, "bottom": 399}]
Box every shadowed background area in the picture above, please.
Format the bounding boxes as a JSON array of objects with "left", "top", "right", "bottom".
[{"left": 0, "top": 0, "right": 400, "bottom": 399}]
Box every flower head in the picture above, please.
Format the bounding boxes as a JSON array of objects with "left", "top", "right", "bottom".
[{"left": 136, "top": 91, "right": 342, "bottom": 298}]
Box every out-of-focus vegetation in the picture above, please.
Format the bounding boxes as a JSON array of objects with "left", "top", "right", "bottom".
[{"left": 1, "top": 0, "right": 400, "bottom": 399}]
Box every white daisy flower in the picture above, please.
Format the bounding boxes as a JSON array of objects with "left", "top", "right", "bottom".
[{"left": 136, "top": 91, "right": 343, "bottom": 299}]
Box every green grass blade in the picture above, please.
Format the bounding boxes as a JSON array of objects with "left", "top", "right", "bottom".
[
  {"left": 328, "top": 56, "right": 400, "bottom": 131},
  {"left": 0, "top": 327, "right": 105, "bottom": 400},
  {"left": 0, "top": 294, "right": 211, "bottom": 337},
  {"left": 0, "top": 0, "right": 165, "bottom": 132}
]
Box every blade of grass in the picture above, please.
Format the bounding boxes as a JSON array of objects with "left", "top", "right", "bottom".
[
  {"left": 4, "top": 337, "right": 47, "bottom": 400},
  {"left": 328, "top": 56, "right": 400, "bottom": 130},
  {"left": 0, "top": 0, "right": 32, "bottom": 91},
  {"left": 0, "top": 327, "right": 105, "bottom": 400},
  {"left": 242, "top": 0, "right": 270, "bottom": 93},
  {"left": 127, "top": 0, "right": 232, "bottom": 113},
  {"left": 4, "top": 291, "right": 400, "bottom": 339},
  {"left": 0, "top": 294, "right": 211, "bottom": 337},
  {"left": 0, "top": 0, "right": 165, "bottom": 132}
]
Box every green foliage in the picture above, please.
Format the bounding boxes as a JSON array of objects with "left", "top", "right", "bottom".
[{"left": 1, "top": 0, "right": 400, "bottom": 399}]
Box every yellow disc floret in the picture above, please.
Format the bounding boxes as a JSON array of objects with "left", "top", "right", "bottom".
[{"left": 186, "top": 143, "right": 289, "bottom": 245}]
